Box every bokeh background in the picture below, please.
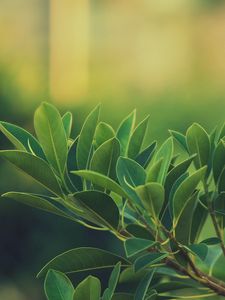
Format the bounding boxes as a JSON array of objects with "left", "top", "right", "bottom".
[{"left": 0, "top": 1, "right": 225, "bottom": 299}]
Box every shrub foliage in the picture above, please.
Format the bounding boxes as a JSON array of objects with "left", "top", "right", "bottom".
[{"left": 0, "top": 102, "right": 225, "bottom": 299}]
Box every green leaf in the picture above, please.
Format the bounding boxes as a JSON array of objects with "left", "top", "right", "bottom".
[
  {"left": 173, "top": 167, "right": 207, "bottom": 226},
  {"left": 112, "top": 294, "right": 134, "bottom": 300},
  {"left": 184, "top": 244, "right": 208, "bottom": 261},
  {"left": 116, "top": 157, "right": 146, "bottom": 206},
  {"left": 102, "top": 262, "right": 121, "bottom": 300},
  {"left": 62, "top": 112, "right": 73, "bottom": 139},
  {"left": 169, "top": 130, "right": 188, "bottom": 152},
  {"left": 124, "top": 238, "right": 157, "bottom": 257},
  {"left": 190, "top": 201, "right": 208, "bottom": 244},
  {"left": 125, "top": 224, "right": 154, "bottom": 240},
  {"left": 154, "top": 137, "right": 174, "bottom": 184},
  {"left": 127, "top": 115, "right": 149, "bottom": 159},
  {"left": 136, "top": 183, "right": 164, "bottom": 221},
  {"left": 90, "top": 138, "right": 120, "bottom": 181},
  {"left": 146, "top": 158, "right": 163, "bottom": 183},
  {"left": 34, "top": 102, "right": 68, "bottom": 175},
  {"left": 135, "top": 141, "right": 157, "bottom": 169},
  {"left": 44, "top": 269, "right": 74, "bottom": 300},
  {"left": 0, "top": 121, "right": 46, "bottom": 159},
  {"left": 94, "top": 122, "right": 115, "bottom": 149},
  {"left": 134, "top": 253, "right": 168, "bottom": 272},
  {"left": 73, "top": 191, "right": 119, "bottom": 230},
  {"left": 134, "top": 269, "right": 155, "bottom": 300},
  {"left": 0, "top": 150, "right": 63, "bottom": 197},
  {"left": 200, "top": 237, "right": 221, "bottom": 246},
  {"left": 116, "top": 110, "right": 136, "bottom": 156},
  {"left": 218, "top": 166, "right": 225, "bottom": 193},
  {"left": 37, "top": 247, "right": 130, "bottom": 278},
  {"left": 72, "top": 170, "right": 128, "bottom": 198},
  {"left": 186, "top": 123, "right": 210, "bottom": 169},
  {"left": 73, "top": 276, "right": 101, "bottom": 300},
  {"left": 77, "top": 105, "right": 100, "bottom": 169},
  {"left": 213, "top": 140, "right": 225, "bottom": 183}
]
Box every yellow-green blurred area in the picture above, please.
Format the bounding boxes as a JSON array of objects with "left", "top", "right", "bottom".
[{"left": 0, "top": 1, "right": 225, "bottom": 299}]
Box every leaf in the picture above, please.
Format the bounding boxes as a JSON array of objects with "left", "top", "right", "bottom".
[
  {"left": 116, "top": 157, "right": 146, "bottom": 206},
  {"left": 90, "top": 138, "right": 120, "bottom": 181},
  {"left": 62, "top": 112, "right": 73, "bottom": 139},
  {"left": 112, "top": 294, "right": 134, "bottom": 300},
  {"left": 116, "top": 110, "right": 136, "bottom": 156},
  {"left": 34, "top": 102, "right": 68, "bottom": 175},
  {"left": 125, "top": 224, "right": 154, "bottom": 240},
  {"left": 213, "top": 140, "right": 225, "bottom": 183},
  {"left": 135, "top": 141, "right": 157, "bottom": 169},
  {"left": 218, "top": 165, "right": 225, "bottom": 193},
  {"left": 37, "top": 247, "right": 130, "bottom": 278},
  {"left": 102, "top": 262, "right": 121, "bottom": 300},
  {"left": 72, "top": 170, "right": 128, "bottom": 198},
  {"left": 73, "top": 276, "right": 101, "bottom": 300},
  {"left": 136, "top": 183, "right": 164, "bottom": 221},
  {"left": 172, "top": 167, "right": 207, "bottom": 226},
  {"left": 77, "top": 105, "right": 100, "bottom": 169},
  {"left": 124, "top": 238, "right": 157, "bottom": 257},
  {"left": 190, "top": 201, "right": 208, "bottom": 244},
  {"left": 186, "top": 123, "right": 210, "bottom": 169},
  {"left": 134, "top": 253, "right": 168, "bottom": 272},
  {"left": 44, "top": 269, "right": 74, "bottom": 300},
  {"left": 200, "top": 237, "right": 221, "bottom": 246},
  {"left": 94, "top": 122, "right": 115, "bottom": 149},
  {"left": 146, "top": 158, "right": 163, "bottom": 183},
  {"left": 153, "top": 137, "right": 174, "bottom": 184},
  {"left": 184, "top": 244, "right": 208, "bottom": 261},
  {"left": 72, "top": 191, "right": 119, "bottom": 230},
  {"left": 0, "top": 150, "right": 63, "bottom": 197},
  {"left": 0, "top": 121, "right": 45, "bottom": 159},
  {"left": 169, "top": 130, "right": 188, "bottom": 152},
  {"left": 134, "top": 269, "right": 155, "bottom": 300},
  {"left": 127, "top": 115, "right": 149, "bottom": 159}
]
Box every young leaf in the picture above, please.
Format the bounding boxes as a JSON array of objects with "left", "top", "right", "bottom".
[
  {"left": 213, "top": 140, "right": 225, "bottom": 183},
  {"left": 127, "top": 115, "right": 149, "bottom": 159},
  {"left": 116, "top": 157, "right": 146, "bottom": 206},
  {"left": 146, "top": 158, "right": 163, "bottom": 183},
  {"left": 124, "top": 238, "right": 157, "bottom": 257},
  {"left": 72, "top": 170, "right": 128, "bottom": 198},
  {"left": 102, "top": 262, "right": 121, "bottom": 300},
  {"left": 136, "top": 183, "right": 164, "bottom": 221},
  {"left": 62, "top": 112, "right": 73, "bottom": 139},
  {"left": 173, "top": 167, "right": 207, "bottom": 226},
  {"left": 34, "top": 102, "right": 68, "bottom": 175},
  {"left": 116, "top": 110, "right": 136, "bottom": 156},
  {"left": 169, "top": 130, "right": 188, "bottom": 152},
  {"left": 134, "top": 269, "right": 156, "bottom": 300},
  {"left": 0, "top": 150, "right": 63, "bottom": 197},
  {"left": 135, "top": 141, "right": 157, "bottom": 169},
  {"left": 73, "top": 276, "right": 101, "bottom": 300},
  {"left": 73, "top": 191, "right": 119, "bottom": 230},
  {"left": 153, "top": 137, "right": 174, "bottom": 184},
  {"left": 90, "top": 138, "right": 120, "bottom": 181},
  {"left": 0, "top": 121, "right": 45, "bottom": 159},
  {"left": 186, "top": 123, "right": 210, "bottom": 169},
  {"left": 44, "top": 269, "right": 74, "bottom": 300},
  {"left": 134, "top": 253, "right": 168, "bottom": 272},
  {"left": 37, "top": 247, "right": 130, "bottom": 278},
  {"left": 94, "top": 122, "right": 115, "bottom": 149},
  {"left": 77, "top": 105, "right": 100, "bottom": 169}
]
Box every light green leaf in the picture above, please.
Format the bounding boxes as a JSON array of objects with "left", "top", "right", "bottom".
[
  {"left": 73, "top": 276, "right": 101, "bottom": 300},
  {"left": 136, "top": 183, "right": 164, "bottom": 221},
  {"left": 94, "top": 122, "right": 115, "bottom": 149},
  {"left": 45, "top": 269, "right": 74, "bottom": 300},
  {"left": 127, "top": 115, "right": 149, "bottom": 159},
  {"left": 34, "top": 102, "right": 68, "bottom": 175},
  {"left": 146, "top": 158, "right": 163, "bottom": 183},
  {"left": 213, "top": 140, "right": 225, "bottom": 183},
  {"left": 0, "top": 150, "right": 63, "bottom": 197},
  {"left": 153, "top": 137, "right": 174, "bottom": 184},
  {"left": 37, "top": 247, "right": 130, "bottom": 278},
  {"left": 134, "top": 269, "right": 155, "bottom": 300},
  {"left": 135, "top": 141, "right": 157, "bottom": 169},
  {"left": 0, "top": 121, "right": 45, "bottom": 159},
  {"left": 90, "top": 138, "right": 120, "bottom": 181},
  {"left": 72, "top": 170, "right": 128, "bottom": 198},
  {"left": 124, "top": 238, "right": 157, "bottom": 257},
  {"left": 134, "top": 253, "right": 168, "bottom": 272},
  {"left": 116, "top": 110, "right": 136, "bottom": 156},
  {"left": 77, "top": 105, "right": 100, "bottom": 169},
  {"left": 173, "top": 167, "right": 207, "bottom": 226},
  {"left": 186, "top": 123, "right": 210, "bottom": 169},
  {"left": 102, "top": 262, "right": 121, "bottom": 300},
  {"left": 72, "top": 191, "right": 119, "bottom": 230},
  {"left": 62, "top": 112, "right": 73, "bottom": 139},
  {"left": 169, "top": 130, "right": 188, "bottom": 152}
]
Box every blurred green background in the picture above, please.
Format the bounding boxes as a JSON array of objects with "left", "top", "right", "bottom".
[{"left": 0, "top": 1, "right": 225, "bottom": 299}]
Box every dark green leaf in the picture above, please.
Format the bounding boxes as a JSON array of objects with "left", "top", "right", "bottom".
[
  {"left": 134, "top": 269, "right": 155, "bottom": 300},
  {"left": 102, "top": 262, "right": 121, "bottom": 300},
  {"left": 190, "top": 200, "right": 208, "bottom": 244},
  {"left": 73, "top": 276, "right": 101, "bottom": 300},
  {"left": 135, "top": 141, "right": 157, "bottom": 169},
  {"left": 94, "top": 122, "right": 115, "bottom": 149},
  {"left": 184, "top": 244, "right": 208, "bottom": 261},
  {"left": 112, "top": 294, "right": 134, "bottom": 300},
  {"left": 213, "top": 140, "right": 225, "bottom": 183},
  {"left": 134, "top": 253, "right": 168, "bottom": 272},
  {"left": 200, "top": 237, "right": 221, "bottom": 246},
  {"left": 169, "top": 130, "right": 188, "bottom": 152},
  {"left": 124, "top": 238, "right": 157, "bottom": 257},
  {"left": 125, "top": 224, "right": 154, "bottom": 240},
  {"left": 62, "top": 112, "right": 73, "bottom": 139},
  {"left": 218, "top": 166, "right": 225, "bottom": 193}
]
